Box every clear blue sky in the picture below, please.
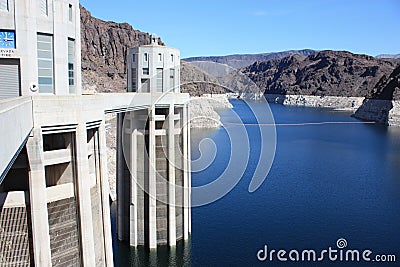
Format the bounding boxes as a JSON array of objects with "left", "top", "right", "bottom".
[{"left": 80, "top": 0, "right": 400, "bottom": 58}]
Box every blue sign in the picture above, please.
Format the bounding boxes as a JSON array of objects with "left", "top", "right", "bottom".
[{"left": 0, "top": 31, "right": 16, "bottom": 49}]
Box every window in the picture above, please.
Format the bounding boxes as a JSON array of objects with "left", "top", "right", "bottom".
[
  {"left": 68, "top": 39, "right": 75, "bottom": 93},
  {"left": 142, "top": 68, "right": 149, "bottom": 75},
  {"left": 171, "top": 54, "right": 174, "bottom": 62},
  {"left": 158, "top": 53, "right": 163, "bottom": 61},
  {"left": 131, "top": 68, "right": 137, "bottom": 92},
  {"left": 156, "top": 68, "right": 163, "bottom": 92},
  {"left": 40, "top": 0, "right": 48, "bottom": 15},
  {"left": 68, "top": 4, "right": 73, "bottom": 22},
  {"left": 37, "top": 34, "right": 54, "bottom": 94},
  {"left": 144, "top": 53, "right": 148, "bottom": 62},
  {"left": 132, "top": 54, "right": 135, "bottom": 62},
  {"left": 0, "top": 0, "right": 8, "bottom": 11},
  {"left": 169, "top": 69, "right": 175, "bottom": 92}
]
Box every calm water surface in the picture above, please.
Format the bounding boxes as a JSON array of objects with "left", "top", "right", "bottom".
[{"left": 113, "top": 100, "right": 400, "bottom": 266}]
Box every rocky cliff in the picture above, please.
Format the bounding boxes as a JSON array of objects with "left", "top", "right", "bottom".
[
  {"left": 371, "top": 64, "right": 400, "bottom": 100},
  {"left": 242, "top": 50, "right": 399, "bottom": 98},
  {"left": 354, "top": 64, "right": 400, "bottom": 125},
  {"left": 80, "top": 5, "right": 163, "bottom": 93}
]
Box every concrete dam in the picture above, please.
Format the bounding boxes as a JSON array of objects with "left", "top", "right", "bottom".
[{"left": 0, "top": 1, "right": 191, "bottom": 266}]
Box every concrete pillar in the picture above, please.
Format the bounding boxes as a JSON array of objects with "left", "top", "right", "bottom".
[
  {"left": 168, "top": 104, "right": 177, "bottom": 246},
  {"left": 187, "top": 104, "right": 192, "bottom": 234},
  {"left": 26, "top": 128, "right": 52, "bottom": 266},
  {"left": 117, "top": 113, "right": 125, "bottom": 241},
  {"left": 98, "top": 120, "right": 115, "bottom": 266},
  {"left": 183, "top": 105, "right": 189, "bottom": 240},
  {"left": 148, "top": 108, "right": 157, "bottom": 249},
  {"left": 130, "top": 124, "right": 138, "bottom": 247},
  {"left": 75, "top": 122, "right": 96, "bottom": 266}
]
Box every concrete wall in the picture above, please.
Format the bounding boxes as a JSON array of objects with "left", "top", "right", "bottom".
[
  {"left": 0, "top": 97, "right": 33, "bottom": 183},
  {"left": 22, "top": 95, "right": 114, "bottom": 266}
]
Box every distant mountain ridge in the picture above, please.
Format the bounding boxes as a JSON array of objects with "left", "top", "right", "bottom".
[
  {"left": 183, "top": 49, "right": 317, "bottom": 69},
  {"left": 376, "top": 54, "right": 400, "bottom": 59},
  {"left": 241, "top": 50, "right": 400, "bottom": 99}
]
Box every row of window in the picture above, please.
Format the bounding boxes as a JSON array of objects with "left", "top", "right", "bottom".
[
  {"left": 37, "top": 33, "right": 75, "bottom": 94},
  {"left": 41, "top": 0, "right": 74, "bottom": 22},
  {"left": 131, "top": 68, "right": 176, "bottom": 93},
  {"left": 133, "top": 53, "right": 176, "bottom": 63},
  {"left": 0, "top": 0, "right": 73, "bottom": 23}
]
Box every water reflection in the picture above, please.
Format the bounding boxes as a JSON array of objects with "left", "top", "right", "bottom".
[{"left": 111, "top": 202, "right": 191, "bottom": 267}]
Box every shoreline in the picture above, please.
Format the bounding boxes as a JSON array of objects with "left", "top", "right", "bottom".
[
  {"left": 264, "top": 94, "right": 365, "bottom": 111},
  {"left": 189, "top": 94, "right": 233, "bottom": 128},
  {"left": 264, "top": 94, "right": 400, "bottom": 126}
]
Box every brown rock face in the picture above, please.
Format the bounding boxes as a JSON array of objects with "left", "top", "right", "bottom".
[
  {"left": 372, "top": 65, "right": 400, "bottom": 100},
  {"left": 242, "top": 50, "right": 399, "bottom": 98},
  {"left": 80, "top": 5, "right": 163, "bottom": 92}
]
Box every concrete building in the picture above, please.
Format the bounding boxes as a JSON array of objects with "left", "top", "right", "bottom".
[
  {"left": 0, "top": 0, "right": 81, "bottom": 98},
  {"left": 127, "top": 35, "right": 180, "bottom": 94},
  {"left": 118, "top": 37, "right": 191, "bottom": 248}
]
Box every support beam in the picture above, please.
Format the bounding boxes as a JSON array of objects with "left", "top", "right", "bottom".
[
  {"left": 148, "top": 108, "right": 157, "bottom": 249},
  {"left": 99, "top": 120, "right": 115, "bottom": 266},
  {"left": 168, "top": 104, "right": 177, "bottom": 246},
  {"left": 130, "top": 125, "right": 138, "bottom": 247},
  {"left": 182, "top": 105, "right": 189, "bottom": 240},
  {"left": 26, "top": 128, "right": 52, "bottom": 267},
  {"left": 117, "top": 113, "right": 125, "bottom": 241},
  {"left": 187, "top": 104, "right": 192, "bottom": 234},
  {"left": 75, "top": 123, "right": 96, "bottom": 266}
]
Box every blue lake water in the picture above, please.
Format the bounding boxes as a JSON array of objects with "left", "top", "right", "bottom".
[{"left": 112, "top": 99, "right": 400, "bottom": 266}]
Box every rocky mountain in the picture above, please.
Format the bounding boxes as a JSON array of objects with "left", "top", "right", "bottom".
[
  {"left": 80, "top": 5, "right": 163, "bottom": 93},
  {"left": 353, "top": 65, "right": 400, "bottom": 125},
  {"left": 184, "top": 49, "right": 317, "bottom": 69},
  {"left": 180, "top": 61, "right": 228, "bottom": 96},
  {"left": 182, "top": 61, "right": 261, "bottom": 96},
  {"left": 241, "top": 50, "right": 399, "bottom": 98},
  {"left": 371, "top": 64, "right": 400, "bottom": 100}
]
